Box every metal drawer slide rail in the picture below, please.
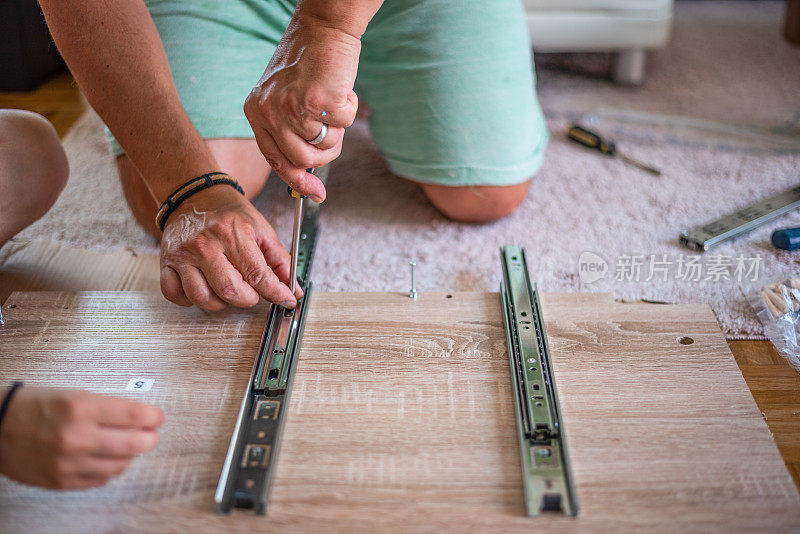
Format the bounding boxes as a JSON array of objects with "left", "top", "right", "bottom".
[
  {"left": 215, "top": 178, "right": 323, "bottom": 514},
  {"left": 500, "top": 245, "right": 578, "bottom": 517}
]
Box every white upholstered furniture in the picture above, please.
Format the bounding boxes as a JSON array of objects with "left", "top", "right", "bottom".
[{"left": 523, "top": 0, "right": 674, "bottom": 84}]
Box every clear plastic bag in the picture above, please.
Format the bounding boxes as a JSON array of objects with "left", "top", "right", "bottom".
[{"left": 747, "top": 279, "right": 800, "bottom": 371}]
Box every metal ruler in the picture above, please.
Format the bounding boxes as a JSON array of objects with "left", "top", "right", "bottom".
[
  {"left": 680, "top": 185, "right": 800, "bottom": 251},
  {"left": 500, "top": 245, "right": 578, "bottom": 517},
  {"left": 215, "top": 169, "right": 325, "bottom": 514}
]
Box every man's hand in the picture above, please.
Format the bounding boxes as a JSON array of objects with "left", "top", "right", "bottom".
[
  {"left": 244, "top": 11, "right": 361, "bottom": 202},
  {"left": 0, "top": 387, "right": 165, "bottom": 490},
  {"left": 159, "top": 185, "right": 302, "bottom": 311}
]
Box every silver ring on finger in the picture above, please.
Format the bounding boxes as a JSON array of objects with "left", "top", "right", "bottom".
[{"left": 308, "top": 123, "right": 327, "bottom": 146}]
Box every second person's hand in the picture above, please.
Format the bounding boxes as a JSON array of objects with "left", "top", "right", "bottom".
[
  {"left": 0, "top": 387, "right": 165, "bottom": 490},
  {"left": 244, "top": 9, "right": 361, "bottom": 202}
]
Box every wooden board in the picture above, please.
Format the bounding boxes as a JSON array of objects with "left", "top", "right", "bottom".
[
  {"left": 0, "top": 240, "right": 159, "bottom": 305},
  {"left": 4, "top": 239, "right": 800, "bottom": 496},
  {"left": 0, "top": 291, "right": 798, "bottom": 533}
]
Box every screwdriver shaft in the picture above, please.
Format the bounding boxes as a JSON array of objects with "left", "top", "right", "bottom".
[
  {"left": 289, "top": 196, "right": 304, "bottom": 297},
  {"left": 619, "top": 154, "right": 662, "bottom": 177},
  {"left": 288, "top": 168, "right": 316, "bottom": 298}
]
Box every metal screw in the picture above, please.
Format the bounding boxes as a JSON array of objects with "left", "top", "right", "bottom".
[{"left": 409, "top": 260, "right": 418, "bottom": 300}]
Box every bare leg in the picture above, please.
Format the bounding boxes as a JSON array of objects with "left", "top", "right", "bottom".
[
  {"left": 117, "top": 138, "right": 270, "bottom": 238},
  {"left": 418, "top": 180, "right": 532, "bottom": 223},
  {"left": 0, "top": 110, "right": 69, "bottom": 247}
]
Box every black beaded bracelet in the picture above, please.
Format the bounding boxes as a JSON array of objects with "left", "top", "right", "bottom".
[
  {"left": 155, "top": 172, "right": 244, "bottom": 231},
  {"left": 0, "top": 382, "right": 22, "bottom": 436}
]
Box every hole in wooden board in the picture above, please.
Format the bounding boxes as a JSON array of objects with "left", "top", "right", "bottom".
[
  {"left": 446, "top": 294, "right": 453, "bottom": 299},
  {"left": 536, "top": 402, "right": 543, "bottom": 407},
  {"left": 9, "top": 304, "right": 16, "bottom": 309},
  {"left": 677, "top": 336, "right": 694, "bottom": 345},
  {"left": 533, "top": 384, "right": 540, "bottom": 390},
  {"left": 521, "top": 311, "right": 527, "bottom": 317},
  {"left": 529, "top": 367, "right": 537, "bottom": 372}
]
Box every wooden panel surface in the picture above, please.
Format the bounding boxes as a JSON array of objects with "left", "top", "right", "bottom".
[
  {"left": 0, "top": 291, "right": 798, "bottom": 533},
  {"left": 0, "top": 240, "right": 160, "bottom": 305}
]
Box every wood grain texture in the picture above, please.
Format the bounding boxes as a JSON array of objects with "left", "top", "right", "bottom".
[
  {"left": 0, "top": 240, "right": 159, "bottom": 305},
  {"left": 0, "top": 291, "right": 798, "bottom": 533},
  {"left": 3, "top": 239, "right": 800, "bottom": 502}
]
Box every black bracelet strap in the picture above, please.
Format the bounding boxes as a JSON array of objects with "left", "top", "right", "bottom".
[
  {"left": 0, "top": 382, "right": 22, "bottom": 436},
  {"left": 155, "top": 172, "right": 245, "bottom": 231}
]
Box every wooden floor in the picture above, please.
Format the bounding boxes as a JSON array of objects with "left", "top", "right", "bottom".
[
  {"left": 0, "top": 72, "right": 83, "bottom": 137},
  {"left": 1, "top": 75, "right": 798, "bottom": 495},
  {"left": 1, "top": 290, "right": 798, "bottom": 532},
  {"left": 730, "top": 340, "right": 800, "bottom": 488}
]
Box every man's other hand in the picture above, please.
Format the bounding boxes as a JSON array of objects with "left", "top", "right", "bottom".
[
  {"left": 0, "top": 388, "right": 165, "bottom": 490},
  {"left": 159, "top": 185, "right": 303, "bottom": 311},
  {"left": 244, "top": 12, "right": 360, "bottom": 202}
]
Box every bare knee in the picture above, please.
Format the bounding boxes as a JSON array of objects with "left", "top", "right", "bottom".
[
  {"left": 420, "top": 181, "right": 531, "bottom": 223},
  {"left": 0, "top": 110, "right": 68, "bottom": 242},
  {"left": 0, "top": 110, "right": 69, "bottom": 198}
]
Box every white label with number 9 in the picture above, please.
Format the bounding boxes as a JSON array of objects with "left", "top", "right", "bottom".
[{"left": 126, "top": 378, "right": 155, "bottom": 392}]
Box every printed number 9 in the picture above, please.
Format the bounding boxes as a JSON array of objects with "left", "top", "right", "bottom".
[{"left": 134, "top": 381, "right": 145, "bottom": 389}]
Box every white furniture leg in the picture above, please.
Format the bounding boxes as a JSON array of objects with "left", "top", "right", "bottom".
[{"left": 613, "top": 49, "right": 646, "bottom": 85}]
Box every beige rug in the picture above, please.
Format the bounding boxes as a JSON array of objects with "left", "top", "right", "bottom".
[{"left": 15, "top": 1, "right": 800, "bottom": 338}]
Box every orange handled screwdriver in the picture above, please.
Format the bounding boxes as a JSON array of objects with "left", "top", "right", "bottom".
[{"left": 567, "top": 125, "right": 661, "bottom": 177}]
